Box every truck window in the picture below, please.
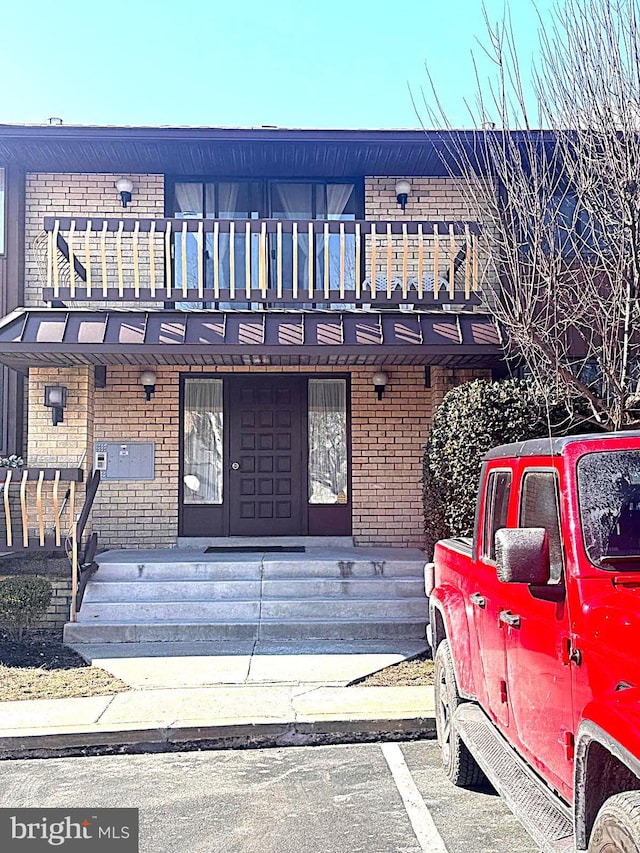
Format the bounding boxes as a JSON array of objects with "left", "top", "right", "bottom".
[
  {"left": 519, "top": 471, "right": 564, "bottom": 582},
  {"left": 482, "top": 470, "right": 511, "bottom": 561}
]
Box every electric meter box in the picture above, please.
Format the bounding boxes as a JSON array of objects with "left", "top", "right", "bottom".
[{"left": 94, "top": 442, "right": 155, "bottom": 480}]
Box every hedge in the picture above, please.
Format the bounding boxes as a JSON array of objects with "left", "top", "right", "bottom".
[
  {"left": 0, "top": 575, "right": 52, "bottom": 641},
  {"left": 422, "top": 378, "right": 589, "bottom": 556}
]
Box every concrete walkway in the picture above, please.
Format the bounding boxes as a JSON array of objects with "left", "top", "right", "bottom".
[
  {"left": 0, "top": 640, "right": 436, "bottom": 759},
  {"left": 66, "top": 639, "right": 429, "bottom": 688}
]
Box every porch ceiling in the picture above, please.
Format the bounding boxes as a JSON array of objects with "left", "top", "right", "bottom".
[{"left": 0, "top": 309, "right": 503, "bottom": 370}]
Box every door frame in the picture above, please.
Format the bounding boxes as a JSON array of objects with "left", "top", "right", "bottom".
[{"left": 178, "top": 371, "right": 352, "bottom": 538}]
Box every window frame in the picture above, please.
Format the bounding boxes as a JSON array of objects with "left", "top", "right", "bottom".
[
  {"left": 166, "top": 176, "right": 364, "bottom": 221},
  {"left": 518, "top": 467, "right": 565, "bottom": 582},
  {"left": 481, "top": 468, "right": 513, "bottom": 563}
]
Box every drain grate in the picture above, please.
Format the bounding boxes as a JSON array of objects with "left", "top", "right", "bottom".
[{"left": 204, "top": 546, "right": 306, "bottom": 553}]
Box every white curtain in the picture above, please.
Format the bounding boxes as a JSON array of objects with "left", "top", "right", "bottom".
[
  {"left": 212, "top": 182, "right": 241, "bottom": 294},
  {"left": 308, "top": 379, "right": 348, "bottom": 504},
  {"left": 272, "top": 183, "right": 313, "bottom": 293},
  {"left": 174, "top": 184, "right": 203, "bottom": 296},
  {"left": 326, "top": 184, "right": 356, "bottom": 293},
  {"left": 182, "top": 379, "right": 223, "bottom": 504}
]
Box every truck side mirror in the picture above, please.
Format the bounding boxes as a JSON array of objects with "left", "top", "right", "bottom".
[{"left": 495, "top": 527, "right": 551, "bottom": 585}]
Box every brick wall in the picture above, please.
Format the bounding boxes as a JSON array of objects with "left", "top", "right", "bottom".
[
  {"left": 365, "top": 177, "right": 476, "bottom": 221},
  {"left": 23, "top": 366, "right": 93, "bottom": 538},
  {"left": 40, "top": 577, "right": 71, "bottom": 630},
  {"left": 85, "top": 364, "right": 490, "bottom": 550},
  {"left": 92, "top": 365, "right": 179, "bottom": 549},
  {"left": 24, "top": 172, "right": 164, "bottom": 308},
  {"left": 364, "top": 176, "right": 495, "bottom": 293}
]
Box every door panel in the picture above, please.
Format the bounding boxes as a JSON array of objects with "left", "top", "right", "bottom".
[
  {"left": 502, "top": 467, "right": 573, "bottom": 799},
  {"left": 229, "top": 377, "right": 305, "bottom": 536}
]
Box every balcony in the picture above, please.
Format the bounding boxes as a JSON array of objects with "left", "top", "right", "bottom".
[{"left": 37, "top": 217, "right": 483, "bottom": 309}]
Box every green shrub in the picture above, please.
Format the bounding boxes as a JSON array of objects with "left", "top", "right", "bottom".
[
  {"left": 0, "top": 575, "right": 52, "bottom": 641},
  {"left": 422, "top": 379, "right": 589, "bottom": 556}
]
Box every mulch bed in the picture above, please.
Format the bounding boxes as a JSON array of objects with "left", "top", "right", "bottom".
[
  {"left": 0, "top": 630, "right": 129, "bottom": 702},
  {"left": 352, "top": 650, "right": 434, "bottom": 686}
]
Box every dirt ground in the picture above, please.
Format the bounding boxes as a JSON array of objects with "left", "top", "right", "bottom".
[
  {"left": 0, "top": 631, "right": 129, "bottom": 702},
  {"left": 353, "top": 650, "right": 434, "bottom": 686},
  {"left": 0, "top": 631, "right": 433, "bottom": 701}
]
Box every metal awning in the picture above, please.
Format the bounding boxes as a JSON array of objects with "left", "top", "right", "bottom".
[{"left": 0, "top": 309, "right": 503, "bottom": 369}]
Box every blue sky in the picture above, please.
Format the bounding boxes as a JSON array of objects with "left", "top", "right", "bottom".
[{"left": 0, "top": 0, "right": 554, "bottom": 128}]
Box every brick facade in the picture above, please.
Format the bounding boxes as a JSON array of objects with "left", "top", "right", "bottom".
[
  {"left": 25, "top": 363, "right": 488, "bottom": 550},
  {"left": 21, "top": 172, "right": 493, "bottom": 550},
  {"left": 24, "top": 172, "right": 164, "bottom": 308}
]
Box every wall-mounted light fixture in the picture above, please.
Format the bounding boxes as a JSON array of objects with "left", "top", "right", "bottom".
[
  {"left": 94, "top": 365, "right": 107, "bottom": 388},
  {"left": 395, "top": 179, "right": 412, "bottom": 212},
  {"left": 115, "top": 177, "right": 134, "bottom": 208},
  {"left": 140, "top": 369, "right": 157, "bottom": 402},
  {"left": 372, "top": 371, "right": 389, "bottom": 401},
  {"left": 44, "top": 385, "right": 68, "bottom": 426}
]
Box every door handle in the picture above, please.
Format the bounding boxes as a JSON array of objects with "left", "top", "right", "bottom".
[
  {"left": 499, "top": 610, "right": 521, "bottom": 629},
  {"left": 231, "top": 462, "right": 240, "bottom": 471},
  {"left": 470, "top": 593, "right": 486, "bottom": 608}
]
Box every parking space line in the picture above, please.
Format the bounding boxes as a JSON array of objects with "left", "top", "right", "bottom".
[{"left": 381, "top": 743, "right": 449, "bottom": 853}]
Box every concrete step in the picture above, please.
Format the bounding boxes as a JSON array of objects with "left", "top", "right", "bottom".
[
  {"left": 261, "top": 559, "right": 425, "bottom": 579},
  {"left": 94, "top": 561, "right": 263, "bottom": 581},
  {"left": 262, "top": 577, "right": 425, "bottom": 598},
  {"left": 64, "top": 618, "right": 427, "bottom": 644},
  {"left": 83, "top": 577, "right": 425, "bottom": 602},
  {"left": 259, "top": 619, "right": 428, "bottom": 641},
  {"left": 71, "top": 547, "right": 430, "bottom": 644},
  {"left": 64, "top": 622, "right": 259, "bottom": 644},
  {"left": 84, "top": 580, "right": 262, "bottom": 602},
  {"left": 260, "top": 598, "right": 429, "bottom": 620},
  {"left": 93, "top": 559, "right": 425, "bottom": 581},
  {"left": 78, "top": 600, "right": 261, "bottom": 622},
  {"left": 78, "top": 597, "right": 428, "bottom": 623}
]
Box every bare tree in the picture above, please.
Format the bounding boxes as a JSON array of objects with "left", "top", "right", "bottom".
[{"left": 422, "top": 0, "right": 640, "bottom": 430}]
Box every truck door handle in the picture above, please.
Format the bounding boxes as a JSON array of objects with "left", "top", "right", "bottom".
[
  {"left": 499, "top": 610, "right": 521, "bottom": 629},
  {"left": 470, "top": 593, "right": 486, "bottom": 608}
]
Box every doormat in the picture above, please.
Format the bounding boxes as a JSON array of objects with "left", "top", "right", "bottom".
[{"left": 204, "top": 546, "right": 306, "bottom": 553}]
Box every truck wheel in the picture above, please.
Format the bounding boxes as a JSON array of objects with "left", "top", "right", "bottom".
[
  {"left": 588, "top": 791, "right": 640, "bottom": 852},
  {"left": 433, "top": 639, "right": 486, "bottom": 788}
]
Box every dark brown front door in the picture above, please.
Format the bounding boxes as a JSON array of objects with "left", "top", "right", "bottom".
[{"left": 228, "top": 376, "right": 305, "bottom": 536}]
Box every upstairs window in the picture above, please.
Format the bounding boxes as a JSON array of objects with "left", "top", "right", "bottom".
[{"left": 169, "top": 179, "right": 360, "bottom": 303}]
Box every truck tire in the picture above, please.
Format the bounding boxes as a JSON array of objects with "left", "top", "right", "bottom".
[
  {"left": 434, "top": 639, "right": 486, "bottom": 788},
  {"left": 588, "top": 791, "right": 640, "bottom": 852}
]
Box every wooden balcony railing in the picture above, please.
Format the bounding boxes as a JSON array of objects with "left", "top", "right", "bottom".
[
  {"left": 37, "top": 217, "right": 483, "bottom": 307},
  {"left": 0, "top": 468, "right": 101, "bottom": 621}
]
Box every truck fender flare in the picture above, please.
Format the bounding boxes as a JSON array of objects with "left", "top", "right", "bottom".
[
  {"left": 574, "top": 717, "right": 640, "bottom": 850},
  {"left": 429, "top": 585, "right": 478, "bottom": 701}
]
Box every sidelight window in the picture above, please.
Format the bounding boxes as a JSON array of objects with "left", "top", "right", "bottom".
[
  {"left": 182, "top": 378, "right": 223, "bottom": 504},
  {"left": 308, "top": 379, "right": 348, "bottom": 504}
]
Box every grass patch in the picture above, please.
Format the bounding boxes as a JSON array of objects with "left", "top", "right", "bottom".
[{"left": 0, "top": 631, "right": 129, "bottom": 702}]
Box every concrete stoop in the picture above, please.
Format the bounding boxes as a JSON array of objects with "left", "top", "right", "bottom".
[{"left": 64, "top": 547, "right": 430, "bottom": 644}]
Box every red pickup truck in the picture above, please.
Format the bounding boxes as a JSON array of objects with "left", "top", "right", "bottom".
[{"left": 426, "top": 432, "right": 640, "bottom": 852}]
